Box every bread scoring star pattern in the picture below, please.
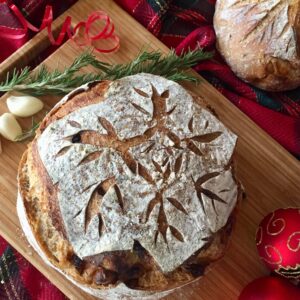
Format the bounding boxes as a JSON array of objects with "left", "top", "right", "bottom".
[
  {"left": 223, "top": 0, "right": 298, "bottom": 60},
  {"left": 38, "top": 74, "right": 238, "bottom": 273}
]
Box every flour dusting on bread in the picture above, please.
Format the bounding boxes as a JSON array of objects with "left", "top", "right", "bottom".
[{"left": 18, "top": 74, "right": 240, "bottom": 299}]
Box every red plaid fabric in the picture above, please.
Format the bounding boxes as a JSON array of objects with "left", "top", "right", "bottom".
[
  {"left": 0, "top": 0, "right": 300, "bottom": 299},
  {"left": 0, "top": 238, "right": 67, "bottom": 300}
]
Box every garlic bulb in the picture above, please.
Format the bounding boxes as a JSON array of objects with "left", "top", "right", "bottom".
[
  {"left": 0, "top": 113, "right": 22, "bottom": 141},
  {"left": 7, "top": 93, "right": 43, "bottom": 117}
]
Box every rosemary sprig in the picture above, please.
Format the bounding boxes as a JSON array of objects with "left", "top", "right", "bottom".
[
  {"left": 91, "top": 49, "right": 212, "bottom": 81},
  {"left": 1, "top": 52, "right": 102, "bottom": 96},
  {"left": 0, "top": 49, "right": 212, "bottom": 96},
  {"left": 16, "top": 118, "right": 40, "bottom": 141}
]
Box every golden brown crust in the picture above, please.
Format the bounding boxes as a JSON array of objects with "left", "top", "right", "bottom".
[
  {"left": 214, "top": 0, "right": 300, "bottom": 91},
  {"left": 18, "top": 80, "right": 241, "bottom": 292},
  {"left": 39, "top": 81, "right": 110, "bottom": 133}
]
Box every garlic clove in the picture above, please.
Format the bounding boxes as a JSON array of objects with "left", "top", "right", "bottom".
[
  {"left": 7, "top": 93, "right": 43, "bottom": 117},
  {"left": 0, "top": 113, "right": 22, "bottom": 141}
]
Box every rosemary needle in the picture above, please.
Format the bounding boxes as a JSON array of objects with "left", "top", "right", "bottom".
[{"left": 0, "top": 49, "right": 212, "bottom": 96}]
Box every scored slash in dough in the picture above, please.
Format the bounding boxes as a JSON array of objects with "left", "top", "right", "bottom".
[{"left": 37, "top": 74, "right": 238, "bottom": 273}]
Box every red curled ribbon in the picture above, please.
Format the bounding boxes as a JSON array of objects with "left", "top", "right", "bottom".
[{"left": 0, "top": 3, "right": 120, "bottom": 53}]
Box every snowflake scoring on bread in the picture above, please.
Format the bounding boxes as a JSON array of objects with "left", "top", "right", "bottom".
[
  {"left": 220, "top": 0, "right": 297, "bottom": 60},
  {"left": 38, "top": 74, "right": 238, "bottom": 273}
]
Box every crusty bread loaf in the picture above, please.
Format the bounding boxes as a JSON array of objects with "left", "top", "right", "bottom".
[
  {"left": 214, "top": 0, "right": 300, "bottom": 91},
  {"left": 18, "top": 74, "right": 241, "bottom": 299}
]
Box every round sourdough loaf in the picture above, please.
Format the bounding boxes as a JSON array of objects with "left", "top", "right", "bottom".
[
  {"left": 214, "top": 0, "right": 300, "bottom": 91},
  {"left": 18, "top": 74, "right": 240, "bottom": 299}
]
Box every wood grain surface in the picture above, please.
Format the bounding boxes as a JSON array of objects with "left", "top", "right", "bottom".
[{"left": 0, "top": 0, "right": 299, "bottom": 299}]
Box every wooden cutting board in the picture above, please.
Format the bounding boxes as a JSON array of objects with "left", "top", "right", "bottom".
[{"left": 0, "top": 0, "right": 299, "bottom": 299}]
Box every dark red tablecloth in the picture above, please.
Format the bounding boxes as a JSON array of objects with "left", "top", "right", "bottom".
[{"left": 0, "top": 0, "right": 300, "bottom": 299}]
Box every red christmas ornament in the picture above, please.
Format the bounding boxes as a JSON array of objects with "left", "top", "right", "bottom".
[
  {"left": 239, "top": 276, "right": 300, "bottom": 300},
  {"left": 256, "top": 208, "right": 300, "bottom": 278}
]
